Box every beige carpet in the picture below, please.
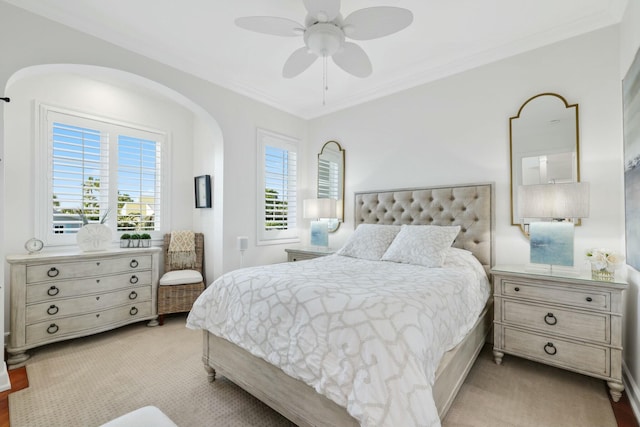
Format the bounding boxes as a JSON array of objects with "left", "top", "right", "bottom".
[{"left": 9, "top": 315, "right": 616, "bottom": 427}]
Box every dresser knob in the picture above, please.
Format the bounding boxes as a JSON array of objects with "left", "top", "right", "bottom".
[
  {"left": 47, "top": 286, "right": 60, "bottom": 296},
  {"left": 47, "top": 305, "right": 59, "bottom": 315},
  {"left": 514, "top": 287, "right": 520, "bottom": 292},
  {"left": 47, "top": 267, "right": 59, "bottom": 278},
  {"left": 544, "top": 342, "right": 557, "bottom": 356},
  {"left": 130, "top": 259, "right": 139, "bottom": 268},
  {"left": 129, "top": 275, "right": 139, "bottom": 284},
  {"left": 129, "top": 291, "right": 138, "bottom": 300},
  {"left": 129, "top": 306, "right": 139, "bottom": 316},
  {"left": 47, "top": 323, "right": 59, "bottom": 334},
  {"left": 586, "top": 297, "right": 593, "bottom": 302},
  {"left": 544, "top": 313, "right": 558, "bottom": 325}
]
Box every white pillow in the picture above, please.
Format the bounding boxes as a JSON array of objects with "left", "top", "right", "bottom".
[
  {"left": 336, "top": 224, "right": 401, "bottom": 260},
  {"left": 381, "top": 224, "right": 461, "bottom": 267}
]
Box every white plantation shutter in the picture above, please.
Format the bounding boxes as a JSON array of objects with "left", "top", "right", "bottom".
[
  {"left": 39, "top": 105, "right": 165, "bottom": 245},
  {"left": 117, "top": 135, "right": 162, "bottom": 232},
  {"left": 50, "top": 119, "right": 109, "bottom": 234},
  {"left": 257, "top": 128, "right": 299, "bottom": 244}
]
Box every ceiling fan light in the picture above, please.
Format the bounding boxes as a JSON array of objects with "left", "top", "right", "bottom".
[
  {"left": 304, "top": 23, "right": 345, "bottom": 57},
  {"left": 342, "top": 24, "right": 355, "bottom": 37}
]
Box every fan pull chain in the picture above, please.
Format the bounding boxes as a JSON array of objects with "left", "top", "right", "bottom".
[{"left": 322, "top": 55, "right": 328, "bottom": 106}]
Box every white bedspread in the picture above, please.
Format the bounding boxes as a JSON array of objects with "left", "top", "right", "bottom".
[{"left": 186, "top": 252, "right": 490, "bottom": 427}]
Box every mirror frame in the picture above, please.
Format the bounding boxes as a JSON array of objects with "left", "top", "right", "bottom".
[
  {"left": 509, "top": 93, "right": 581, "bottom": 235},
  {"left": 317, "top": 140, "right": 345, "bottom": 232}
]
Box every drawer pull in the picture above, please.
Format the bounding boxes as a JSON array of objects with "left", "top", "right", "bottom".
[
  {"left": 129, "top": 275, "right": 139, "bottom": 284},
  {"left": 129, "top": 291, "right": 138, "bottom": 300},
  {"left": 544, "top": 313, "right": 558, "bottom": 326},
  {"left": 586, "top": 297, "right": 593, "bottom": 302},
  {"left": 544, "top": 342, "right": 557, "bottom": 356},
  {"left": 130, "top": 259, "right": 139, "bottom": 268},
  {"left": 47, "top": 286, "right": 60, "bottom": 296},
  {"left": 47, "top": 323, "right": 59, "bottom": 334},
  {"left": 47, "top": 305, "right": 59, "bottom": 315},
  {"left": 129, "top": 306, "right": 139, "bottom": 316},
  {"left": 514, "top": 287, "right": 520, "bottom": 292},
  {"left": 47, "top": 267, "right": 59, "bottom": 278}
]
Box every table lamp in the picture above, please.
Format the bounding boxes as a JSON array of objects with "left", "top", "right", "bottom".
[
  {"left": 518, "top": 182, "right": 589, "bottom": 268},
  {"left": 303, "top": 198, "right": 336, "bottom": 247}
]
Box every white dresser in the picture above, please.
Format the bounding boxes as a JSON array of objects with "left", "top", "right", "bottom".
[
  {"left": 492, "top": 265, "right": 627, "bottom": 402},
  {"left": 7, "top": 247, "right": 161, "bottom": 367}
]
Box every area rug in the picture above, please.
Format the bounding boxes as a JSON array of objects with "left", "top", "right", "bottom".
[{"left": 9, "top": 315, "right": 616, "bottom": 427}]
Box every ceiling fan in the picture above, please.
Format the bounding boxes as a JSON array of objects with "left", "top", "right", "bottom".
[{"left": 235, "top": 0, "right": 414, "bottom": 79}]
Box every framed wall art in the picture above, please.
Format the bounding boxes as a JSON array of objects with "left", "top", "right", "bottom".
[
  {"left": 623, "top": 47, "right": 640, "bottom": 271},
  {"left": 194, "top": 175, "right": 212, "bottom": 208}
]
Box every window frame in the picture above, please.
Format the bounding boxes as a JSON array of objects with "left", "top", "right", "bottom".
[
  {"left": 35, "top": 102, "right": 170, "bottom": 247},
  {"left": 256, "top": 128, "right": 300, "bottom": 245}
]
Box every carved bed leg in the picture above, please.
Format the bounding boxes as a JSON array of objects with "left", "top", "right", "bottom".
[
  {"left": 204, "top": 365, "right": 216, "bottom": 382},
  {"left": 493, "top": 349, "right": 504, "bottom": 365},
  {"left": 607, "top": 381, "right": 624, "bottom": 402}
]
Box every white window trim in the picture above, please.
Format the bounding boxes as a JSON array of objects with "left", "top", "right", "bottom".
[
  {"left": 35, "top": 102, "right": 172, "bottom": 247},
  {"left": 256, "top": 128, "right": 300, "bottom": 246}
]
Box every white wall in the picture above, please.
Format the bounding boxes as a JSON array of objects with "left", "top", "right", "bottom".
[
  {"left": 620, "top": 0, "right": 640, "bottom": 418},
  {"left": 0, "top": 1, "right": 309, "bottom": 280},
  {"left": 5, "top": 71, "right": 196, "bottom": 246},
  {"left": 308, "top": 23, "right": 634, "bottom": 401}
]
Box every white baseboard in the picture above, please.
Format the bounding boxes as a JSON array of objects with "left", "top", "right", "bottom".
[
  {"left": 0, "top": 362, "right": 10, "bottom": 392},
  {"left": 623, "top": 360, "right": 640, "bottom": 422}
]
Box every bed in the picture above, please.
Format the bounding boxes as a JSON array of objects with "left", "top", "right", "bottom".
[{"left": 187, "top": 182, "right": 494, "bottom": 427}]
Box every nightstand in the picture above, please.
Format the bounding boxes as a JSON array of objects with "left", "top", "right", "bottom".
[
  {"left": 492, "top": 265, "right": 628, "bottom": 402},
  {"left": 285, "top": 247, "right": 335, "bottom": 262}
]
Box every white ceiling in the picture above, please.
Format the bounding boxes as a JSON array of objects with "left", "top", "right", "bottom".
[{"left": 5, "top": 0, "right": 627, "bottom": 119}]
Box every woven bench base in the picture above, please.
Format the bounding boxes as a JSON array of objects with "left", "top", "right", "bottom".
[{"left": 157, "top": 282, "right": 204, "bottom": 315}]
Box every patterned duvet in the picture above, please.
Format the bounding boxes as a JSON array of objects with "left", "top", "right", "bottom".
[{"left": 186, "top": 251, "right": 490, "bottom": 427}]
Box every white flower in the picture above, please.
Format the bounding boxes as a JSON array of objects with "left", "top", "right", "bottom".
[{"left": 586, "top": 248, "right": 625, "bottom": 270}]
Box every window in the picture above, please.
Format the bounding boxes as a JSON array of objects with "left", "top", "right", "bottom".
[
  {"left": 256, "top": 128, "right": 299, "bottom": 244},
  {"left": 38, "top": 105, "right": 166, "bottom": 245}
]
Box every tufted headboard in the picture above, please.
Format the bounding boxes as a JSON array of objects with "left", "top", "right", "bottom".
[{"left": 354, "top": 183, "right": 495, "bottom": 274}]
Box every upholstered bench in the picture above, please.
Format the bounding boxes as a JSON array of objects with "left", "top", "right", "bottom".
[{"left": 99, "top": 406, "right": 178, "bottom": 427}]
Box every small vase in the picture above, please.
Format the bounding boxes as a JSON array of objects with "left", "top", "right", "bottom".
[
  {"left": 77, "top": 223, "right": 112, "bottom": 252},
  {"left": 591, "top": 264, "right": 615, "bottom": 281}
]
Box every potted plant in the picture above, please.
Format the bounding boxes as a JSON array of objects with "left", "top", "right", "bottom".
[
  {"left": 140, "top": 233, "right": 151, "bottom": 248},
  {"left": 120, "top": 233, "right": 131, "bottom": 248},
  {"left": 130, "top": 233, "right": 141, "bottom": 248}
]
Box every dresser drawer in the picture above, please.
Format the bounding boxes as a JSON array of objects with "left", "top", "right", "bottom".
[
  {"left": 26, "top": 255, "right": 152, "bottom": 283},
  {"left": 26, "top": 271, "right": 152, "bottom": 303},
  {"left": 26, "top": 286, "right": 152, "bottom": 324},
  {"left": 26, "top": 303, "right": 152, "bottom": 345},
  {"left": 502, "top": 300, "right": 609, "bottom": 343},
  {"left": 502, "top": 327, "right": 610, "bottom": 377},
  {"left": 501, "top": 280, "right": 609, "bottom": 310}
]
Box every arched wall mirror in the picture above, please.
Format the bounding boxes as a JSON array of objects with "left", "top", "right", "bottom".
[
  {"left": 510, "top": 93, "right": 581, "bottom": 234},
  {"left": 317, "top": 140, "right": 345, "bottom": 232}
]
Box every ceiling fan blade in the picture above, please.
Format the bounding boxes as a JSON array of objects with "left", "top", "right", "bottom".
[
  {"left": 343, "top": 7, "right": 413, "bottom": 40},
  {"left": 332, "top": 42, "right": 372, "bottom": 78},
  {"left": 235, "top": 16, "right": 303, "bottom": 37},
  {"left": 303, "top": 0, "right": 341, "bottom": 23},
  {"left": 283, "top": 47, "right": 318, "bottom": 78}
]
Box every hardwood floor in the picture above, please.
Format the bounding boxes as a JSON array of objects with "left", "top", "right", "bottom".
[
  {"left": 0, "top": 366, "right": 636, "bottom": 426},
  {"left": 0, "top": 367, "right": 28, "bottom": 427}
]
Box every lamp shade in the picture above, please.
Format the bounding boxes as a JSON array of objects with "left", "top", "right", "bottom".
[
  {"left": 518, "top": 182, "right": 590, "bottom": 220},
  {"left": 303, "top": 198, "right": 337, "bottom": 219}
]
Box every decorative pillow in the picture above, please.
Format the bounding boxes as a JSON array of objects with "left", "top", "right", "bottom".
[
  {"left": 381, "top": 225, "right": 461, "bottom": 267},
  {"left": 336, "top": 224, "right": 401, "bottom": 260}
]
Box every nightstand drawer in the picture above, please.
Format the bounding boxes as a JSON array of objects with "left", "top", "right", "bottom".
[
  {"left": 502, "top": 280, "right": 609, "bottom": 310},
  {"left": 502, "top": 327, "right": 610, "bottom": 377},
  {"left": 502, "top": 300, "right": 609, "bottom": 343}
]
